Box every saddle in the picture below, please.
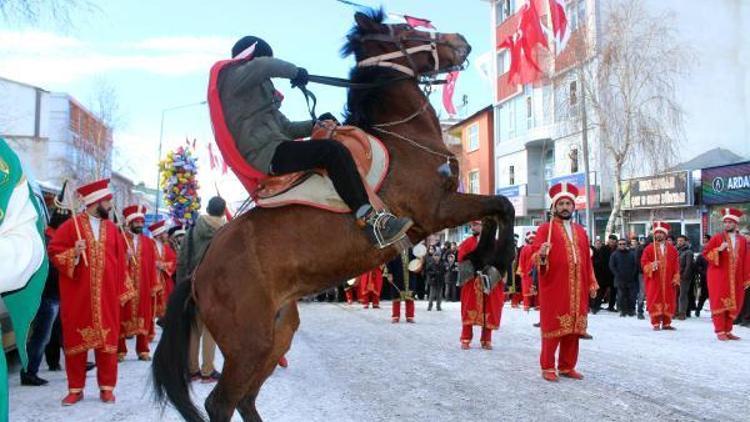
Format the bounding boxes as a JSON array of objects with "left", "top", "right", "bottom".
[{"left": 254, "top": 121, "right": 390, "bottom": 212}]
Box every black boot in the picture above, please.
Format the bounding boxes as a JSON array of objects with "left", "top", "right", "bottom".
[
  {"left": 356, "top": 205, "right": 413, "bottom": 248},
  {"left": 20, "top": 370, "right": 48, "bottom": 386}
]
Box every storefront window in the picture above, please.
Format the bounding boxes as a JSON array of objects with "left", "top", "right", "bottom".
[{"left": 684, "top": 223, "right": 701, "bottom": 249}]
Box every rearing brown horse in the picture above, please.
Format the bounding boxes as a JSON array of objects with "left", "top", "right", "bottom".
[{"left": 153, "top": 9, "right": 515, "bottom": 422}]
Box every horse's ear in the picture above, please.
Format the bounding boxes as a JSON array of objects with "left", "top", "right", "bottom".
[{"left": 354, "top": 12, "right": 381, "bottom": 32}]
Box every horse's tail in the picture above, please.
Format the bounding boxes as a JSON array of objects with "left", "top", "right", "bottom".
[{"left": 152, "top": 278, "right": 204, "bottom": 422}]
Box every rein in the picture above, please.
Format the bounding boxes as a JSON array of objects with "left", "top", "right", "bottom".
[{"left": 297, "top": 25, "right": 461, "bottom": 164}]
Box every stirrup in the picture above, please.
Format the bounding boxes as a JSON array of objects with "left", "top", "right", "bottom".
[{"left": 362, "top": 209, "right": 412, "bottom": 250}]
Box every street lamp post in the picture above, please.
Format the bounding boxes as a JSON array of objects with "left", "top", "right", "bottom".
[{"left": 154, "top": 100, "right": 207, "bottom": 217}]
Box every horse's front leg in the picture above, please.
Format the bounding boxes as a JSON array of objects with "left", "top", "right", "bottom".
[
  {"left": 434, "top": 192, "right": 516, "bottom": 271},
  {"left": 434, "top": 192, "right": 515, "bottom": 228}
]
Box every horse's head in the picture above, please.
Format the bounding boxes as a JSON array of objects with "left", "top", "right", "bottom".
[{"left": 342, "top": 9, "right": 471, "bottom": 78}]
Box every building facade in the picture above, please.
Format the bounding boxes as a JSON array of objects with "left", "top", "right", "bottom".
[
  {"left": 0, "top": 76, "right": 113, "bottom": 193},
  {"left": 489, "top": 0, "right": 609, "bottom": 234},
  {"left": 448, "top": 105, "right": 495, "bottom": 196},
  {"left": 485, "top": 0, "right": 750, "bottom": 241}
]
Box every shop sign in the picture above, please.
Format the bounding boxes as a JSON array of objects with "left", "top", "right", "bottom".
[
  {"left": 702, "top": 161, "right": 750, "bottom": 205},
  {"left": 621, "top": 172, "right": 692, "bottom": 209}
]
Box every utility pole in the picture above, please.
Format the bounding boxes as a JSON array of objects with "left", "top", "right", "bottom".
[{"left": 580, "top": 79, "right": 594, "bottom": 241}]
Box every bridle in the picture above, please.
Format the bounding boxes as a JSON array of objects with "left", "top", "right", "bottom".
[
  {"left": 300, "top": 25, "right": 466, "bottom": 166},
  {"left": 352, "top": 25, "right": 465, "bottom": 78}
]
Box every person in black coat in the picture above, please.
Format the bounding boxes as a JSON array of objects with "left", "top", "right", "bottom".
[
  {"left": 443, "top": 252, "right": 459, "bottom": 302},
  {"left": 694, "top": 234, "right": 711, "bottom": 317},
  {"left": 675, "top": 235, "right": 695, "bottom": 320},
  {"left": 608, "top": 239, "right": 638, "bottom": 317},
  {"left": 425, "top": 253, "right": 445, "bottom": 311},
  {"left": 591, "top": 237, "right": 616, "bottom": 313}
]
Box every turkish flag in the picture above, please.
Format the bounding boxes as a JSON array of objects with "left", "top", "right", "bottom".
[
  {"left": 442, "top": 71, "right": 459, "bottom": 116},
  {"left": 519, "top": 1, "right": 547, "bottom": 53},
  {"left": 499, "top": 33, "right": 542, "bottom": 85},
  {"left": 498, "top": 1, "right": 546, "bottom": 85},
  {"left": 404, "top": 15, "right": 435, "bottom": 29},
  {"left": 549, "top": 0, "right": 570, "bottom": 51}
]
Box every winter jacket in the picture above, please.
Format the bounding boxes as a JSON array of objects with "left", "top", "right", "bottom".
[
  {"left": 424, "top": 255, "right": 445, "bottom": 287},
  {"left": 608, "top": 249, "right": 638, "bottom": 287},
  {"left": 176, "top": 215, "right": 225, "bottom": 284},
  {"left": 677, "top": 244, "right": 694, "bottom": 282},
  {"left": 218, "top": 57, "right": 314, "bottom": 173},
  {"left": 593, "top": 246, "right": 615, "bottom": 287}
]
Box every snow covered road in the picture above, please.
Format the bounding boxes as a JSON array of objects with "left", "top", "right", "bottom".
[{"left": 10, "top": 301, "right": 750, "bottom": 421}]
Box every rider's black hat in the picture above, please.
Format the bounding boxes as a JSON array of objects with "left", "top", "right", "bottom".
[{"left": 232, "top": 36, "right": 273, "bottom": 59}]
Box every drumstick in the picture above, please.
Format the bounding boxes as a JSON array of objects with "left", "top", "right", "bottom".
[
  {"left": 110, "top": 201, "right": 137, "bottom": 265},
  {"left": 546, "top": 208, "right": 553, "bottom": 254},
  {"left": 71, "top": 211, "right": 89, "bottom": 267},
  {"left": 55, "top": 181, "right": 88, "bottom": 267}
]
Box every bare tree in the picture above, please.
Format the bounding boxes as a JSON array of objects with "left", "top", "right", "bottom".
[
  {"left": 559, "top": 0, "right": 689, "bottom": 237},
  {"left": 87, "top": 78, "right": 127, "bottom": 178}
]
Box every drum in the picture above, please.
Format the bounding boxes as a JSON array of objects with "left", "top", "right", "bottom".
[
  {"left": 412, "top": 243, "right": 427, "bottom": 258},
  {"left": 408, "top": 258, "right": 423, "bottom": 273}
]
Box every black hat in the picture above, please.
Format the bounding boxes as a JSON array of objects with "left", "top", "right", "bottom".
[
  {"left": 232, "top": 36, "right": 273, "bottom": 58},
  {"left": 207, "top": 196, "right": 226, "bottom": 217},
  {"left": 168, "top": 225, "right": 186, "bottom": 237}
]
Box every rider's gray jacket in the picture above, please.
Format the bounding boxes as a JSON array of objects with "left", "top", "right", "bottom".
[{"left": 218, "top": 56, "right": 314, "bottom": 173}]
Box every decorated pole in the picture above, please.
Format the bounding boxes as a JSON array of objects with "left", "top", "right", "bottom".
[{"left": 159, "top": 144, "right": 201, "bottom": 227}]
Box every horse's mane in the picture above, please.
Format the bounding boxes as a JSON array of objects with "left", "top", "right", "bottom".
[
  {"left": 340, "top": 7, "right": 386, "bottom": 59},
  {"left": 342, "top": 67, "right": 408, "bottom": 131},
  {"left": 340, "top": 7, "right": 413, "bottom": 131}
]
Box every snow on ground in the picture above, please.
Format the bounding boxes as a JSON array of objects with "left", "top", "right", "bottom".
[{"left": 10, "top": 301, "right": 750, "bottom": 421}]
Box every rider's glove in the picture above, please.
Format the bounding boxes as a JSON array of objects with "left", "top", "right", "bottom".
[
  {"left": 290, "top": 67, "right": 309, "bottom": 89},
  {"left": 317, "top": 112, "right": 339, "bottom": 125}
]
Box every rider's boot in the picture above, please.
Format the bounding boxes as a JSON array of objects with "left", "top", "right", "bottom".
[{"left": 355, "top": 205, "right": 413, "bottom": 248}]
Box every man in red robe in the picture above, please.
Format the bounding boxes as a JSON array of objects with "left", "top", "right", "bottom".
[
  {"left": 344, "top": 279, "right": 357, "bottom": 305},
  {"left": 388, "top": 252, "right": 415, "bottom": 323},
  {"left": 517, "top": 231, "right": 538, "bottom": 311},
  {"left": 358, "top": 266, "right": 383, "bottom": 308},
  {"left": 640, "top": 222, "right": 680, "bottom": 331},
  {"left": 531, "top": 183, "right": 598, "bottom": 382},
  {"left": 48, "top": 179, "right": 134, "bottom": 405},
  {"left": 149, "top": 220, "right": 177, "bottom": 320},
  {"left": 458, "top": 221, "right": 505, "bottom": 350},
  {"left": 117, "top": 205, "right": 159, "bottom": 362},
  {"left": 703, "top": 208, "right": 750, "bottom": 341}
]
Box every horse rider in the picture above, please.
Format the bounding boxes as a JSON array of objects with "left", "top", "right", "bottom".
[{"left": 217, "top": 35, "right": 413, "bottom": 247}]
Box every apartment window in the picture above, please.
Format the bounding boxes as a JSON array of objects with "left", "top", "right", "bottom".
[
  {"left": 496, "top": 0, "right": 515, "bottom": 23},
  {"left": 509, "top": 165, "right": 516, "bottom": 185},
  {"left": 569, "top": 147, "right": 579, "bottom": 173},
  {"left": 543, "top": 145, "right": 555, "bottom": 180},
  {"left": 508, "top": 103, "right": 516, "bottom": 139},
  {"left": 568, "top": 0, "right": 587, "bottom": 30},
  {"left": 497, "top": 50, "right": 510, "bottom": 75},
  {"left": 467, "top": 123, "right": 480, "bottom": 151},
  {"left": 577, "top": 0, "right": 587, "bottom": 28},
  {"left": 526, "top": 95, "right": 533, "bottom": 128},
  {"left": 569, "top": 81, "right": 578, "bottom": 106},
  {"left": 469, "top": 170, "right": 480, "bottom": 194}
]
